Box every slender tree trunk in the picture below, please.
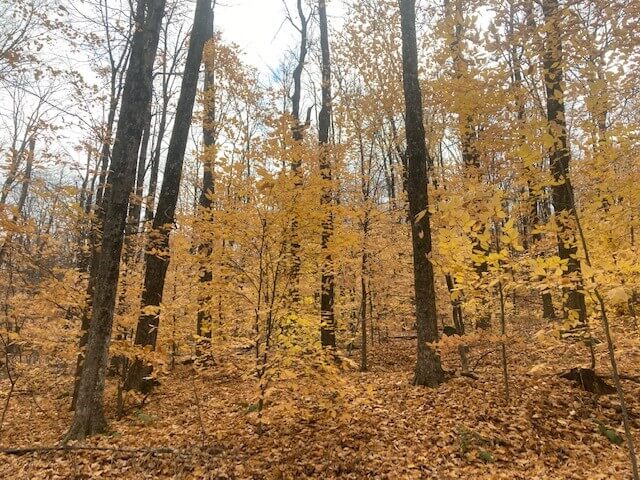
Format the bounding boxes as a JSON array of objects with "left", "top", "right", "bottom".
[
  {"left": 76, "top": 150, "right": 94, "bottom": 271},
  {"left": 287, "top": 0, "right": 310, "bottom": 304},
  {"left": 128, "top": 102, "right": 153, "bottom": 237},
  {"left": 318, "top": 0, "right": 335, "bottom": 348},
  {"left": 445, "top": 0, "right": 491, "bottom": 330},
  {"left": 145, "top": 134, "right": 162, "bottom": 222},
  {"left": 359, "top": 147, "right": 371, "bottom": 369},
  {"left": 196, "top": 1, "right": 216, "bottom": 350},
  {"left": 399, "top": 0, "right": 444, "bottom": 387},
  {"left": 445, "top": 274, "right": 469, "bottom": 373},
  {"left": 144, "top": 31, "right": 175, "bottom": 224},
  {"left": 513, "top": 0, "right": 557, "bottom": 320},
  {"left": 127, "top": 0, "right": 213, "bottom": 392},
  {"left": 0, "top": 138, "right": 34, "bottom": 266},
  {"left": 542, "top": 0, "right": 587, "bottom": 325},
  {"left": 64, "top": 0, "right": 165, "bottom": 440},
  {"left": 71, "top": 23, "right": 133, "bottom": 410},
  {"left": 360, "top": 248, "right": 368, "bottom": 371}
]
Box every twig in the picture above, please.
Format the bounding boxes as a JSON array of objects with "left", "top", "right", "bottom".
[{"left": 471, "top": 349, "right": 496, "bottom": 371}]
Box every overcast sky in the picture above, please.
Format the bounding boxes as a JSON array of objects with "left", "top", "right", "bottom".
[
  {"left": 215, "top": 0, "right": 291, "bottom": 71},
  {"left": 214, "top": 0, "right": 345, "bottom": 75}
]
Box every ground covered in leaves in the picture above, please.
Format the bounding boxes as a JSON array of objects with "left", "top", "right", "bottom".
[{"left": 2, "top": 313, "right": 640, "bottom": 479}]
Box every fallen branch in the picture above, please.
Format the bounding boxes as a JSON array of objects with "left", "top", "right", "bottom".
[
  {"left": 388, "top": 335, "right": 417, "bottom": 340},
  {"left": 0, "top": 445, "right": 179, "bottom": 456}
]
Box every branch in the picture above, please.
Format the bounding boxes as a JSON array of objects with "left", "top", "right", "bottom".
[{"left": 0, "top": 445, "right": 180, "bottom": 456}]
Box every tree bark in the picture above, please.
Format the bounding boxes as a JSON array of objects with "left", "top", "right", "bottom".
[
  {"left": 65, "top": 0, "right": 165, "bottom": 440},
  {"left": 287, "top": 0, "right": 310, "bottom": 304},
  {"left": 127, "top": 0, "right": 213, "bottom": 392},
  {"left": 0, "top": 138, "right": 34, "bottom": 266},
  {"left": 398, "top": 0, "right": 444, "bottom": 387},
  {"left": 71, "top": 11, "right": 133, "bottom": 410},
  {"left": 196, "top": 2, "right": 216, "bottom": 349},
  {"left": 542, "top": 0, "right": 587, "bottom": 325},
  {"left": 318, "top": 0, "right": 335, "bottom": 348},
  {"left": 128, "top": 101, "right": 153, "bottom": 238}
]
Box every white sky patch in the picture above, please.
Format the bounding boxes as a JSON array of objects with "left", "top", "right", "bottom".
[
  {"left": 214, "top": 0, "right": 346, "bottom": 76},
  {"left": 215, "top": 0, "right": 301, "bottom": 72}
]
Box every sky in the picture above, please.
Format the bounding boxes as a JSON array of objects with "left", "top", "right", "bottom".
[
  {"left": 215, "top": 0, "right": 293, "bottom": 72},
  {"left": 0, "top": 0, "right": 347, "bottom": 185},
  {"left": 214, "top": 0, "right": 345, "bottom": 76}
]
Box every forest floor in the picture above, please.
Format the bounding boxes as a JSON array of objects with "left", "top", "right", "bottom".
[{"left": 1, "top": 309, "right": 640, "bottom": 479}]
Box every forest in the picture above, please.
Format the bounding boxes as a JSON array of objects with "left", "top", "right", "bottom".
[{"left": 1, "top": 0, "right": 639, "bottom": 478}]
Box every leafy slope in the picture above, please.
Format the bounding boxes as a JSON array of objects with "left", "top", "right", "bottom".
[{"left": 1, "top": 317, "right": 639, "bottom": 479}]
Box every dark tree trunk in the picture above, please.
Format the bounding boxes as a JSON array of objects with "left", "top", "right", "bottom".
[
  {"left": 542, "top": 292, "right": 557, "bottom": 319},
  {"left": 360, "top": 250, "right": 368, "bottom": 371},
  {"left": 445, "top": 274, "right": 469, "bottom": 373},
  {"left": 287, "top": 0, "right": 310, "bottom": 304},
  {"left": 318, "top": 0, "right": 335, "bottom": 348},
  {"left": 196, "top": 2, "right": 216, "bottom": 349},
  {"left": 126, "top": 0, "right": 213, "bottom": 392},
  {"left": 71, "top": 19, "right": 133, "bottom": 411},
  {"left": 128, "top": 101, "right": 153, "bottom": 237},
  {"left": 0, "top": 138, "right": 34, "bottom": 265},
  {"left": 445, "top": 0, "right": 490, "bottom": 330},
  {"left": 398, "top": 0, "right": 444, "bottom": 387},
  {"left": 515, "top": 0, "right": 557, "bottom": 320},
  {"left": 64, "top": 0, "right": 166, "bottom": 440},
  {"left": 542, "top": 0, "right": 587, "bottom": 325}
]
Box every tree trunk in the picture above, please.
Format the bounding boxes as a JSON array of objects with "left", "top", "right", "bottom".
[
  {"left": 287, "top": 0, "right": 310, "bottom": 304},
  {"left": 196, "top": 2, "right": 216, "bottom": 351},
  {"left": 0, "top": 138, "right": 34, "bottom": 266},
  {"left": 64, "top": 0, "right": 165, "bottom": 441},
  {"left": 360, "top": 250, "right": 368, "bottom": 371},
  {"left": 318, "top": 0, "right": 335, "bottom": 348},
  {"left": 445, "top": 0, "right": 490, "bottom": 330},
  {"left": 128, "top": 101, "right": 153, "bottom": 237},
  {"left": 398, "top": 0, "right": 444, "bottom": 388},
  {"left": 126, "top": 0, "right": 213, "bottom": 392},
  {"left": 445, "top": 274, "right": 469, "bottom": 373},
  {"left": 71, "top": 18, "right": 133, "bottom": 410},
  {"left": 542, "top": 0, "right": 587, "bottom": 325}
]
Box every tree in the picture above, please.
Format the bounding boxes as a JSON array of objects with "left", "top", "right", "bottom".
[
  {"left": 542, "top": 0, "right": 587, "bottom": 325},
  {"left": 126, "top": 0, "right": 213, "bottom": 392},
  {"left": 65, "top": 0, "right": 166, "bottom": 440},
  {"left": 195, "top": 2, "right": 216, "bottom": 351},
  {"left": 286, "top": 0, "right": 311, "bottom": 304},
  {"left": 318, "top": 0, "right": 335, "bottom": 348},
  {"left": 398, "top": 0, "right": 444, "bottom": 387},
  {"left": 71, "top": 0, "right": 134, "bottom": 409}
]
